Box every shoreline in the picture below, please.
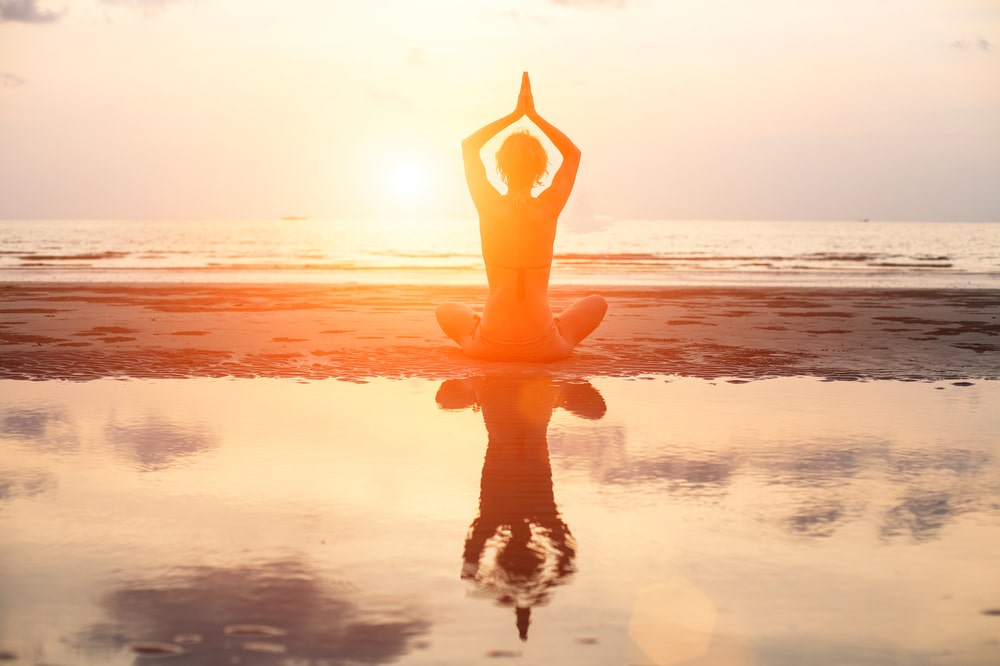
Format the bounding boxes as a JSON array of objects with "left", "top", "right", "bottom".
[{"left": 1, "top": 282, "right": 998, "bottom": 382}]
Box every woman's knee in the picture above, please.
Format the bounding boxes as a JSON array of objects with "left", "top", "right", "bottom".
[
  {"left": 570, "top": 294, "right": 608, "bottom": 324},
  {"left": 556, "top": 294, "right": 607, "bottom": 345},
  {"left": 585, "top": 294, "right": 608, "bottom": 319},
  {"left": 435, "top": 302, "right": 454, "bottom": 325},
  {"left": 436, "top": 301, "right": 464, "bottom": 322},
  {"left": 436, "top": 302, "right": 478, "bottom": 341}
]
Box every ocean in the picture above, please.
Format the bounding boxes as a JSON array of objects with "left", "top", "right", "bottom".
[{"left": 1, "top": 218, "right": 998, "bottom": 288}]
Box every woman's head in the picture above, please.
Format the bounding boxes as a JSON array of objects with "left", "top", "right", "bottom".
[{"left": 495, "top": 130, "right": 548, "bottom": 189}]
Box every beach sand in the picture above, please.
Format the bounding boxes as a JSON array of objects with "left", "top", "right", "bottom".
[{"left": 1, "top": 282, "right": 997, "bottom": 381}]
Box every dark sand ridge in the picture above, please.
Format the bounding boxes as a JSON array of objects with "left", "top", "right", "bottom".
[{"left": 1, "top": 282, "right": 998, "bottom": 382}]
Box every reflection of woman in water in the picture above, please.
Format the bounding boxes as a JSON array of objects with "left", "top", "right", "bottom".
[
  {"left": 436, "top": 73, "right": 607, "bottom": 361},
  {"left": 436, "top": 374, "right": 606, "bottom": 640}
]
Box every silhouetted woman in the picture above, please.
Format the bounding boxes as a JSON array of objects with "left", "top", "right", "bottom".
[{"left": 436, "top": 73, "right": 607, "bottom": 361}]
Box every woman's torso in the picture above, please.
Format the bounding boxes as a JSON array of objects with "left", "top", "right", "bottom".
[{"left": 478, "top": 195, "right": 558, "bottom": 341}]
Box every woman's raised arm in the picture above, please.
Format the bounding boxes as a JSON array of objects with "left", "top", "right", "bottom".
[
  {"left": 462, "top": 108, "right": 520, "bottom": 209},
  {"left": 521, "top": 74, "right": 581, "bottom": 213}
]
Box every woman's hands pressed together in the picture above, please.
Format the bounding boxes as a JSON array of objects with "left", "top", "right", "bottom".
[{"left": 516, "top": 71, "right": 536, "bottom": 118}]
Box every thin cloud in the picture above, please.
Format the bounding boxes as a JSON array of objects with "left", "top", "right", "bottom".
[
  {"left": 101, "top": 0, "right": 183, "bottom": 7},
  {"left": 499, "top": 8, "right": 554, "bottom": 26},
  {"left": 99, "top": 0, "right": 187, "bottom": 17},
  {"left": 949, "top": 35, "right": 992, "bottom": 52},
  {"left": 549, "top": 0, "right": 628, "bottom": 7},
  {"left": 0, "top": 0, "right": 185, "bottom": 22},
  {"left": 368, "top": 88, "right": 410, "bottom": 107},
  {"left": 0, "top": 0, "right": 61, "bottom": 23},
  {"left": 406, "top": 47, "right": 425, "bottom": 67},
  {"left": 1, "top": 72, "right": 27, "bottom": 88}
]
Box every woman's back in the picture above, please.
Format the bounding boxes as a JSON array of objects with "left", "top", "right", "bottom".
[
  {"left": 480, "top": 196, "right": 558, "bottom": 271},
  {"left": 479, "top": 196, "right": 559, "bottom": 337}
]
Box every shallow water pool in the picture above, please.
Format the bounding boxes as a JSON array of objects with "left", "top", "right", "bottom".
[{"left": 1, "top": 376, "right": 998, "bottom": 665}]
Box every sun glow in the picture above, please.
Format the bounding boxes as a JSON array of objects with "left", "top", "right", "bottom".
[
  {"left": 389, "top": 157, "right": 431, "bottom": 201},
  {"left": 361, "top": 146, "right": 453, "bottom": 219}
]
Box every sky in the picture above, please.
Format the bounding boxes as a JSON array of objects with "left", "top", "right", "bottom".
[{"left": 1, "top": 0, "right": 998, "bottom": 221}]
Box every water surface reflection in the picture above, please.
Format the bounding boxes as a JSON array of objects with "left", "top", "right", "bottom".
[
  {"left": 551, "top": 427, "right": 999, "bottom": 543},
  {"left": 77, "top": 558, "right": 430, "bottom": 665},
  {"left": 104, "top": 412, "right": 217, "bottom": 471},
  {"left": 2, "top": 406, "right": 78, "bottom": 452},
  {"left": 438, "top": 375, "right": 605, "bottom": 642},
  {"left": 0, "top": 467, "right": 56, "bottom": 503},
  {"left": 1, "top": 377, "right": 998, "bottom": 665}
]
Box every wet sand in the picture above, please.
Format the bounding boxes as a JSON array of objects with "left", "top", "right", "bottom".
[{"left": 1, "top": 282, "right": 998, "bottom": 381}]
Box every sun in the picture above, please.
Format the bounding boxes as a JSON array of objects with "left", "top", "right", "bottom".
[
  {"left": 389, "top": 157, "right": 430, "bottom": 200},
  {"left": 358, "top": 143, "right": 453, "bottom": 218}
]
